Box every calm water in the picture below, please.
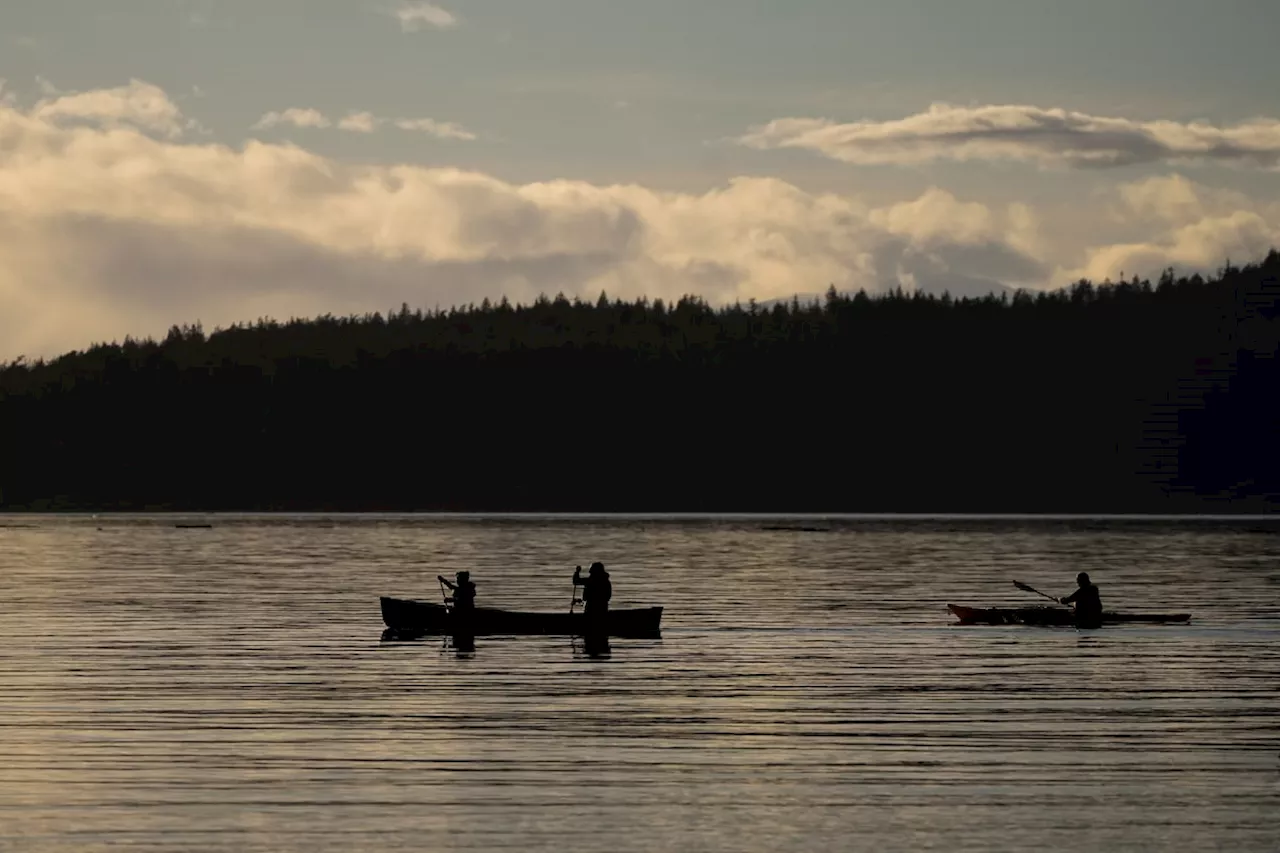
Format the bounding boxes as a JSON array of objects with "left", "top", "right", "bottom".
[{"left": 1, "top": 514, "right": 1278, "bottom": 852}]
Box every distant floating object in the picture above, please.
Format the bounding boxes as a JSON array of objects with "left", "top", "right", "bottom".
[{"left": 175, "top": 523, "right": 213, "bottom": 529}]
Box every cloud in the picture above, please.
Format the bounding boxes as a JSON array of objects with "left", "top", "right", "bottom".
[
  {"left": 393, "top": 118, "right": 477, "bottom": 140},
  {"left": 737, "top": 103, "right": 1280, "bottom": 170},
  {"left": 28, "top": 78, "right": 191, "bottom": 138},
  {"left": 1068, "top": 211, "right": 1280, "bottom": 285},
  {"left": 253, "top": 108, "right": 331, "bottom": 130},
  {"left": 391, "top": 2, "right": 458, "bottom": 31},
  {"left": 1057, "top": 175, "right": 1280, "bottom": 284},
  {"left": 253, "top": 108, "right": 474, "bottom": 139},
  {"left": 1116, "top": 174, "right": 1206, "bottom": 225},
  {"left": 337, "top": 111, "right": 379, "bottom": 133},
  {"left": 2, "top": 82, "right": 1276, "bottom": 362}
]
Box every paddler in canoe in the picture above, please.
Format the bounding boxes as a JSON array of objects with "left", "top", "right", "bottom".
[
  {"left": 573, "top": 562, "right": 612, "bottom": 627},
  {"left": 1057, "top": 572, "right": 1102, "bottom": 628},
  {"left": 438, "top": 571, "right": 477, "bottom": 612}
]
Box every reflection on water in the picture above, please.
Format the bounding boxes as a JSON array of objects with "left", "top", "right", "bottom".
[{"left": 1, "top": 514, "right": 1278, "bottom": 852}]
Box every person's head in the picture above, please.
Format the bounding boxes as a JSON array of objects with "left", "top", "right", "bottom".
[
  {"left": 589, "top": 562, "right": 606, "bottom": 576},
  {"left": 456, "top": 571, "right": 470, "bottom": 583},
  {"left": 1077, "top": 572, "right": 1090, "bottom": 587}
]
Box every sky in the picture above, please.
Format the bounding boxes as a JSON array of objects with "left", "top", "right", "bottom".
[{"left": 2, "top": 0, "right": 1280, "bottom": 359}]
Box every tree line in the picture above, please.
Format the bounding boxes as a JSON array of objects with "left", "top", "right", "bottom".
[{"left": 2, "top": 251, "right": 1278, "bottom": 512}]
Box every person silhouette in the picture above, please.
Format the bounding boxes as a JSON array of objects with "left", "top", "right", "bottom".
[
  {"left": 1058, "top": 571, "right": 1102, "bottom": 628},
  {"left": 573, "top": 562, "right": 612, "bottom": 623},
  {"left": 439, "top": 571, "right": 477, "bottom": 612}
]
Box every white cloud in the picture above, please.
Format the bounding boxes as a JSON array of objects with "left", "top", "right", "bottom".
[
  {"left": 1057, "top": 175, "right": 1280, "bottom": 285},
  {"left": 253, "top": 108, "right": 331, "bottom": 130},
  {"left": 253, "top": 108, "right": 474, "bottom": 139},
  {"left": 337, "top": 111, "right": 380, "bottom": 133},
  {"left": 1116, "top": 174, "right": 1206, "bottom": 225},
  {"left": 738, "top": 103, "right": 1280, "bottom": 170},
  {"left": 391, "top": 2, "right": 458, "bottom": 32},
  {"left": 2, "top": 82, "right": 1277, "bottom": 362},
  {"left": 393, "top": 117, "right": 477, "bottom": 140},
  {"left": 30, "top": 78, "right": 190, "bottom": 138}
]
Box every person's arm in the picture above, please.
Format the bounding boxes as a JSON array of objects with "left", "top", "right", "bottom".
[
  {"left": 1059, "top": 589, "right": 1078, "bottom": 604},
  {"left": 438, "top": 575, "right": 456, "bottom": 590},
  {"left": 572, "top": 566, "right": 584, "bottom": 586}
]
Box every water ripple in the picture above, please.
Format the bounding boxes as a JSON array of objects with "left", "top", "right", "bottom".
[{"left": 1, "top": 514, "right": 1278, "bottom": 852}]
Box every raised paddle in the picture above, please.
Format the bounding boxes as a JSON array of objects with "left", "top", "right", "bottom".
[{"left": 1013, "top": 580, "right": 1062, "bottom": 604}]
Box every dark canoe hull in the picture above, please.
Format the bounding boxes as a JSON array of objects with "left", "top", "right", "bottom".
[
  {"left": 949, "top": 604, "right": 1191, "bottom": 627},
  {"left": 380, "top": 597, "right": 663, "bottom": 638}
]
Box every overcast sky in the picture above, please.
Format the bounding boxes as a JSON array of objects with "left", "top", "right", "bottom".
[{"left": 3, "top": 0, "right": 1279, "bottom": 359}]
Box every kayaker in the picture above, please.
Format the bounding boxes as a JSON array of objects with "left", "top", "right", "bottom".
[
  {"left": 1058, "top": 572, "right": 1102, "bottom": 627},
  {"left": 438, "top": 571, "right": 477, "bottom": 612},
  {"left": 573, "top": 562, "right": 612, "bottom": 620}
]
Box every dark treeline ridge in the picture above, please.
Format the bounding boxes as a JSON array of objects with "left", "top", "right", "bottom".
[{"left": 2, "top": 251, "right": 1279, "bottom": 512}]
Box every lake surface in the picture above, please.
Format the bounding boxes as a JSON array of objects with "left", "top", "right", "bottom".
[{"left": 1, "top": 514, "right": 1278, "bottom": 852}]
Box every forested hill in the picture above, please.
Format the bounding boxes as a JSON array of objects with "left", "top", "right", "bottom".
[{"left": 2, "top": 252, "right": 1278, "bottom": 513}]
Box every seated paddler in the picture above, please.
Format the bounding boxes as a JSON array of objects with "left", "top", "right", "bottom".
[
  {"left": 573, "top": 562, "right": 612, "bottom": 619},
  {"left": 438, "top": 571, "right": 477, "bottom": 612},
  {"left": 1057, "top": 572, "right": 1102, "bottom": 626}
]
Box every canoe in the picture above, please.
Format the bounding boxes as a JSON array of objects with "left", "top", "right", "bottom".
[
  {"left": 948, "top": 604, "right": 1190, "bottom": 627},
  {"left": 380, "top": 596, "right": 663, "bottom": 638}
]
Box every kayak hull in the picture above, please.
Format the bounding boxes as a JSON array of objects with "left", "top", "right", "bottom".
[
  {"left": 380, "top": 596, "right": 663, "bottom": 638},
  {"left": 948, "top": 604, "right": 1190, "bottom": 627}
]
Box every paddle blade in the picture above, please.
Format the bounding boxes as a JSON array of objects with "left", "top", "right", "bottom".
[{"left": 1013, "top": 581, "right": 1035, "bottom": 592}]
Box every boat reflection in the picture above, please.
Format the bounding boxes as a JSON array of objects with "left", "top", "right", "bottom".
[
  {"left": 446, "top": 634, "right": 476, "bottom": 657},
  {"left": 576, "top": 634, "right": 611, "bottom": 659},
  {"left": 380, "top": 627, "right": 427, "bottom": 642},
  {"left": 382, "top": 627, "right": 625, "bottom": 659}
]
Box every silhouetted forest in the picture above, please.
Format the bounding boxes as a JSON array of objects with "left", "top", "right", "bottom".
[{"left": 2, "top": 252, "right": 1278, "bottom": 512}]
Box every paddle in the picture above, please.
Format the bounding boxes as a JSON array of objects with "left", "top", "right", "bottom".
[
  {"left": 438, "top": 576, "right": 454, "bottom": 612},
  {"left": 568, "top": 566, "right": 586, "bottom": 653},
  {"left": 569, "top": 566, "right": 584, "bottom": 615},
  {"left": 1013, "top": 580, "right": 1062, "bottom": 605}
]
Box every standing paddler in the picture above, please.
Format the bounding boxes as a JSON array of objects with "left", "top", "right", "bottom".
[
  {"left": 573, "top": 562, "right": 612, "bottom": 628},
  {"left": 438, "top": 571, "right": 478, "bottom": 637}
]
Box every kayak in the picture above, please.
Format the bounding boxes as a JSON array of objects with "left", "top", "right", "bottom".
[
  {"left": 380, "top": 596, "right": 663, "bottom": 638},
  {"left": 948, "top": 604, "right": 1191, "bottom": 627}
]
